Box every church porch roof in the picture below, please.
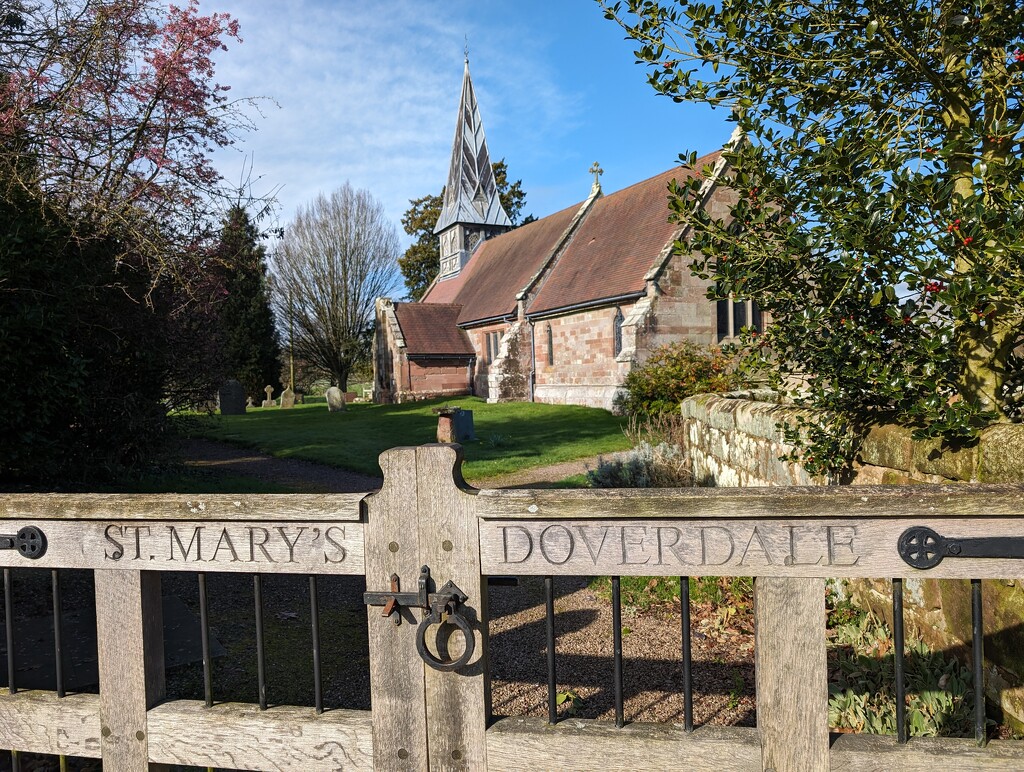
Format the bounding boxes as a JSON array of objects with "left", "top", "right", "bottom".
[{"left": 392, "top": 303, "right": 475, "bottom": 357}]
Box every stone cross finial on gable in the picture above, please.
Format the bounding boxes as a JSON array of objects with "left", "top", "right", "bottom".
[{"left": 589, "top": 161, "right": 603, "bottom": 191}]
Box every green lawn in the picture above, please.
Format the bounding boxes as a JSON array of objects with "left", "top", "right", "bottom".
[{"left": 179, "top": 396, "right": 629, "bottom": 480}]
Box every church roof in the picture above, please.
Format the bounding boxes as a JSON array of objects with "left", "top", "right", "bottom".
[
  {"left": 422, "top": 201, "right": 584, "bottom": 325},
  {"left": 392, "top": 303, "right": 475, "bottom": 357},
  {"left": 434, "top": 61, "right": 512, "bottom": 234},
  {"left": 527, "top": 159, "right": 718, "bottom": 316}
]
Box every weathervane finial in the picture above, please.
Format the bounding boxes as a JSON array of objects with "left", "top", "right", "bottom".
[{"left": 589, "top": 161, "right": 604, "bottom": 190}]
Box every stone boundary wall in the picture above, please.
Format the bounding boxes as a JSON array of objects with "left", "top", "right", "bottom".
[
  {"left": 680, "top": 390, "right": 823, "bottom": 487},
  {"left": 680, "top": 391, "right": 1024, "bottom": 487},
  {"left": 680, "top": 390, "right": 1024, "bottom": 728}
]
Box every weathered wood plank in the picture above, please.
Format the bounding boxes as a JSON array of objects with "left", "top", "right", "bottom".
[
  {"left": 476, "top": 484, "right": 1024, "bottom": 520},
  {"left": 363, "top": 447, "right": 428, "bottom": 770},
  {"left": 486, "top": 717, "right": 761, "bottom": 771},
  {"left": 416, "top": 445, "right": 488, "bottom": 771},
  {"left": 0, "top": 493, "right": 366, "bottom": 521},
  {"left": 485, "top": 718, "right": 1024, "bottom": 771},
  {"left": 479, "top": 517, "right": 1024, "bottom": 578},
  {"left": 0, "top": 521, "right": 364, "bottom": 575},
  {"left": 146, "top": 701, "right": 373, "bottom": 770},
  {"left": 0, "top": 691, "right": 100, "bottom": 758},
  {"left": 756, "top": 577, "right": 828, "bottom": 772},
  {"left": 830, "top": 732, "right": 1024, "bottom": 770},
  {"left": 95, "top": 570, "right": 160, "bottom": 770}
]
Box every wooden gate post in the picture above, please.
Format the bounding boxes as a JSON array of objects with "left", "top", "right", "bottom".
[
  {"left": 364, "top": 447, "right": 429, "bottom": 770},
  {"left": 415, "top": 445, "right": 488, "bottom": 771},
  {"left": 755, "top": 577, "right": 828, "bottom": 772},
  {"left": 95, "top": 570, "right": 165, "bottom": 771},
  {"left": 364, "top": 445, "right": 488, "bottom": 771}
]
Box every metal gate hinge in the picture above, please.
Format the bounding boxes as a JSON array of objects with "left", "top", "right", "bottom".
[
  {"left": 898, "top": 526, "right": 1024, "bottom": 569},
  {"left": 0, "top": 526, "right": 47, "bottom": 560}
]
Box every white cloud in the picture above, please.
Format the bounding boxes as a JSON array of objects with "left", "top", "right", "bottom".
[{"left": 207, "top": 0, "right": 580, "bottom": 238}]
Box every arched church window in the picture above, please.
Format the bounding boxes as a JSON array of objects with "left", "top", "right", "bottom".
[
  {"left": 546, "top": 323, "right": 554, "bottom": 366},
  {"left": 613, "top": 307, "right": 624, "bottom": 356}
]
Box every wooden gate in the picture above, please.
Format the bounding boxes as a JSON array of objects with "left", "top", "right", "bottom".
[{"left": 1, "top": 443, "right": 1024, "bottom": 770}]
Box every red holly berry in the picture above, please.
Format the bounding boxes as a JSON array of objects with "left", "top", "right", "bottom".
[
  {"left": 963, "top": 236, "right": 974, "bottom": 246},
  {"left": 1014, "top": 49, "right": 1024, "bottom": 63}
]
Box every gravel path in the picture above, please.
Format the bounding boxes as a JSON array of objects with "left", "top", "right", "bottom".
[
  {"left": 179, "top": 438, "right": 382, "bottom": 492},
  {"left": 172, "top": 439, "right": 756, "bottom": 727}
]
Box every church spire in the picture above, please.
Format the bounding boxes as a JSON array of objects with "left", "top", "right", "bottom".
[{"left": 434, "top": 59, "right": 511, "bottom": 281}]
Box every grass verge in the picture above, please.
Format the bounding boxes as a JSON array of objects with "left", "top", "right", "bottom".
[{"left": 178, "top": 397, "right": 630, "bottom": 480}]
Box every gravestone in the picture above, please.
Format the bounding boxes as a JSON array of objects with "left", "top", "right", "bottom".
[
  {"left": 246, "top": 396, "right": 255, "bottom": 408},
  {"left": 454, "top": 409, "right": 476, "bottom": 442},
  {"left": 262, "top": 385, "right": 275, "bottom": 408},
  {"left": 326, "top": 386, "right": 346, "bottom": 412},
  {"left": 218, "top": 380, "right": 246, "bottom": 415},
  {"left": 280, "top": 386, "right": 296, "bottom": 409}
]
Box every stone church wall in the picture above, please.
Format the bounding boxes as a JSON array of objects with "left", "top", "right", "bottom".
[
  {"left": 469, "top": 322, "right": 510, "bottom": 398},
  {"left": 533, "top": 305, "right": 635, "bottom": 410},
  {"left": 403, "top": 359, "right": 473, "bottom": 402}
]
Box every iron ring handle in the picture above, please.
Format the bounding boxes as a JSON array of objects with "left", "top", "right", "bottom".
[{"left": 415, "top": 606, "right": 475, "bottom": 672}]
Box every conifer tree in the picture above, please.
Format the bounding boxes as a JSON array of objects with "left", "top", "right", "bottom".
[{"left": 215, "top": 206, "right": 282, "bottom": 401}]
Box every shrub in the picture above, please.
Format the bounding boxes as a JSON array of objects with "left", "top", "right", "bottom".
[
  {"left": 616, "top": 341, "right": 743, "bottom": 416},
  {"left": 0, "top": 188, "right": 169, "bottom": 487},
  {"left": 586, "top": 441, "right": 692, "bottom": 489},
  {"left": 828, "top": 613, "right": 979, "bottom": 737}
]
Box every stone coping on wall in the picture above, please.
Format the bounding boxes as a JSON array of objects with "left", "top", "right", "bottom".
[
  {"left": 860, "top": 422, "right": 1024, "bottom": 483},
  {"left": 681, "top": 391, "right": 1024, "bottom": 484}
]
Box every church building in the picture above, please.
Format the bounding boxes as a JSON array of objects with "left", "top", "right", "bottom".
[{"left": 373, "top": 60, "right": 756, "bottom": 410}]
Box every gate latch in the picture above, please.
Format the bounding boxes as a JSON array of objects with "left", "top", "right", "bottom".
[
  {"left": 898, "top": 526, "right": 1024, "bottom": 569},
  {"left": 364, "top": 565, "right": 475, "bottom": 672},
  {"left": 0, "top": 526, "right": 47, "bottom": 560}
]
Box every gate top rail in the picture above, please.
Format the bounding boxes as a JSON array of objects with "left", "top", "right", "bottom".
[
  {"left": 475, "top": 483, "right": 1024, "bottom": 520},
  {"left": 0, "top": 492, "right": 366, "bottom": 521}
]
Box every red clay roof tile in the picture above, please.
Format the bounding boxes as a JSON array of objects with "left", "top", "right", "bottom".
[
  {"left": 528, "top": 157, "right": 719, "bottom": 316},
  {"left": 423, "top": 201, "right": 584, "bottom": 325},
  {"left": 393, "top": 303, "right": 475, "bottom": 356}
]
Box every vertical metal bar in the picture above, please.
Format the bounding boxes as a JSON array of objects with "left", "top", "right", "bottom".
[
  {"left": 612, "top": 575, "right": 624, "bottom": 728},
  {"left": 545, "top": 575, "right": 557, "bottom": 724},
  {"left": 310, "top": 575, "right": 323, "bottom": 714},
  {"left": 892, "top": 578, "right": 906, "bottom": 744},
  {"left": 4, "top": 568, "right": 14, "bottom": 695},
  {"left": 254, "top": 574, "right": 267, "bottom": 710},
  {"left": 52, "top": 569, "right": 65, "bottom": 698},
  {"left": 10, "top": 749, "right": 19, "bottom": 772},
  {"left": 680, "top": 576, "right": 693, "bottom": 732},
  {"left": 198, "top": 573, "right": 213, "bottom": 708},
  {"left": 972, "top": 578, "right": 986, "bottom": 746}
]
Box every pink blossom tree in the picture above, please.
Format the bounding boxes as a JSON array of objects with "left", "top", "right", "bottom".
[{"left": 0, "top": 0, "right": 259, "bottom": 282}]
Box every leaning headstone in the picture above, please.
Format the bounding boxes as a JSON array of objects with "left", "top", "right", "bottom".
[
  {"left": 261, "top": 384, "right": 275, "bottom": 408},
  {"left": 218, "top": 380, "right": 246, "bottom": 415},
  {"left": 325, "top": 386, "right": 346, "bottom": 412},
  {"left": 280, "top": 386, "right": 295, "bottom": 409}
]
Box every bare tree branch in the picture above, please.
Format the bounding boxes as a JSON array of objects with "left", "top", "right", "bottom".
[{"left": 272, "top": 183, "right": 401, "bottom": 390}]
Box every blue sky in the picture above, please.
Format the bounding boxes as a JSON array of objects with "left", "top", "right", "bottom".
[{"left": 210, "top": 0, "right": 732, "bottom": 240}]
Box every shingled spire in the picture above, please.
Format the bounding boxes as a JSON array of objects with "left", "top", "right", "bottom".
[{"left": 434, "top": 58, "right": 511, "bottom": 282}]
